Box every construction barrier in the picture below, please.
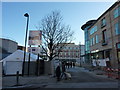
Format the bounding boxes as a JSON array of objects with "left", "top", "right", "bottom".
[{"left": 104, "top": 67, "right": 120, "bottom": 79}]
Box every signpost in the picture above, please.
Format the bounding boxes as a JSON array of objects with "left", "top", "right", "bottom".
[{"left": 28, "top": 30, "right": 42, "bottom": 76}]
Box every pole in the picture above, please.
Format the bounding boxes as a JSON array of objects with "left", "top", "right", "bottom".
[
  {"left": 27, "top": 45, "right": 31, "bottom": 76},
  {"left": 16, "top": 71, "right": 19, "bottom": 86},
  {"left": 79, "top": 42, "right": 81, "bottom": 67},
  {"left": 22, "top": 13, "right": 29, "bottom": 76}
]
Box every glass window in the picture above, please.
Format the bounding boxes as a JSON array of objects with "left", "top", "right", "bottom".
[
  {"left": 32, "top": 49, "right": 36, "bottom": 51},
  {"left": 102, "top": 30, "right": 107, "bottom": 43},
  {"left": 90, "top": 38, "right": 93, "bottom": 46},
  {"left": 117, "top": 43, "right": 120, "bottom": 49},
  {"left": 115, "top": 22, "right": 120, "bottom": 35},
  {"left": 96, "top": 35, "right": 99, "bottom": 43},
  {"left": 90, "top": 26, "right": 97, "bottom": 35},
  {"left": 101, "top": 18, "right": 106, "bottom": 27},
  {"left": 114, "top": 6, "right": 120, "bottom": 18},
  {"left": 92, "top": 37, "right": 95, "bottom": 45}
]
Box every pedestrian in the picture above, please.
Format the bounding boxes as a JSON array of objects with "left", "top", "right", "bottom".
[
  {"left": 70, "top": 62, "right": 72, "bottom": 68},
  {"left": 73, "top": 62, "right": 75, "bottom": 67},
  {"left": 68, "top": 62, "right": 70, "bottom": 68},
  {"left": 55, "top": 65, "right": 61, "bottom": 81}
]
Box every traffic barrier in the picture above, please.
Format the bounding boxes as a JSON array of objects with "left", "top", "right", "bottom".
[{"left": 104, "top": 68, "right": 120, "bottom": 79}]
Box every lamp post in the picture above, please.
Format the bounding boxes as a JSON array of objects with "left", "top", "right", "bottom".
[
  {"left": 22, "top": 13, "right": 29, "bottom": 76},
  {"left": 79, "top": 42, "right": 81, "bottom": 67}
]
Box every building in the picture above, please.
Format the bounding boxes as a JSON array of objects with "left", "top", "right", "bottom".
[
  {"left": 55, "top": 43, "right": 85, "bottom": 65},
  {"left": 81, "top": 1, "right": 120, "bottom": 68},
  {"left": 0, "top": 38, "right": 18, "bottom": 60},
  {"left": 81, "top": 20, "right": 97, "bottom": 65},
  {"left": 17, "top": 45, "right": 25, "bottom": 51}
]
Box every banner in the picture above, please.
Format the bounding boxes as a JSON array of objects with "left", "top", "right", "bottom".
[{"left": 28, "top": 30, "right": 42, "bottom": 45}]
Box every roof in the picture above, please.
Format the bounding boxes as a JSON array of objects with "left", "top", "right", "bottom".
[
  {"left": 0, "top": 38, "right": 18, "bottom": 44},
  {"left": 2, "top": 50, "right": 42, "bottom": 62},
  {"left": 81, "top": 1, "right": 120, "bottom": 30},
  {"left": 81, "top": 20, "right": 97, "bottom": 30}
]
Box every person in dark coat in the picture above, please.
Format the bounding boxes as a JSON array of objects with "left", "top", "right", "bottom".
[
  {"left": 55, "top": 65, "right": 61, "bottom": 81},
  {"left": 73, "top": 62, "right": 75, "bottom": 67}
]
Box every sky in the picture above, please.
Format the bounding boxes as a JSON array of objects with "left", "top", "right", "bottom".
[{"left": 2, "top": 2, "right": 116, "bottom": 46}]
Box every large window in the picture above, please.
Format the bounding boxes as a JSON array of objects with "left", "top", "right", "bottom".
[
  {"left": 85, "top": 41, "right": 89, "bottom": 52},
  {"left": 102, "top": 30, "right": 107, "bottom": 43},
  {"left": 117, "top": 43, "right": 120, "bottom": 49},
  {"left": 90, "top": 37, "right": 95, "bottom": 46},
  {"left": 101, "top": 18, "right": 106, "bottom": 27},
  {"left": 93, "top": 37, "right": 95, "bottom": 45},
  {"left": 95, "top": 35, "right": 99, "bottom": 43},
  {"left": 115, "top": 22, "right": 120, "bottom": 35},
  {"left": 114, "top": 6, "right": 120, "bottom": 18},
  {"left": 90, "top": 26, "right": 97, "bottom": 35},
  {"left": 90, "top": 38, "right": 92, "bottom": 46}
]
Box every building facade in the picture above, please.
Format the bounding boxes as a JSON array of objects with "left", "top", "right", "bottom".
[
  {"left": 81, "top": 20, "right": 97, "bottom": 64},
  {"left": 0, "top": 38, "right": 18, "bottom": 60},
  {"left": 55, "top": 43, "right": 85, "bottom": 65},
  {"left": 81, "top": 1, "right": 120, "bottom": 68}
]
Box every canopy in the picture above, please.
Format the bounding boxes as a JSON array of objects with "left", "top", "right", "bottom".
[
  {"left": 2, "top": 50, "right": 42, "bottom": 75},
  {"left": 2, "top": 50, "right": 42, "bottom": 65}
]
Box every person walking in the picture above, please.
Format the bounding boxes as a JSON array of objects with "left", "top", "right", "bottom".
[
  {"left": 55, "top": 65, "right": 61, "bottom": 81},
  {"left": 73, "top": 62, "right": 75, "bottom": 68}
]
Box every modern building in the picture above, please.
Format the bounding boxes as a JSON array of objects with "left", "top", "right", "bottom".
[
  {"left": 81, "top": 1, "right": 120, "bottom": 68},
  {"left": 81, "top": 20, "right": 97, "bottom": 65}
]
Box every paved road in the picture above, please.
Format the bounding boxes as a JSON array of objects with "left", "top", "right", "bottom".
[
  {"left": 43, "top": 67, "right": 118, "bottom": 88},
  {"left": 61, "top": 67, "right": 117, "bottom": 83},
  {"left": 2, "top": 67, "right": 119, "bottom": 89}
]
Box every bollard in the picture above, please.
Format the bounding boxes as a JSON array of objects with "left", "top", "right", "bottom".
[{"left": 16, "top": 71, "right": 19, "bottom": 86}]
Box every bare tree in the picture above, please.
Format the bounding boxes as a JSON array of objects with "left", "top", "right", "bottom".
[{"left": 36, "top": 11, "right": 73, "bottom": 61}]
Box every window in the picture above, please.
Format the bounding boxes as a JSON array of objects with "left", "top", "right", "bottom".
[
  {"left": 90, "top": 26, "right": 97, "bottom": 35},
  {"left": 90, "top": 37, "right": 95, "bottom": 46},
  {"left": 95, "top": 35, "right": 99, "bottom": 43},
  {"left": 102, "top": 30, "right": 107, "bottom": 43},
  {"left": 32, "top": 49, "right": 36, "bottom": 51},
  {"left": 115, "top": 22, "right": 120, "bottom": 35},
  {"left": 90, "top": 38, "right": 93, "bottom": 46},
  {"left": 101, "top": 18, "right": 106, "bottom": 27},
  {"left": 114, "top": 7, "right": 120, "bottom": 18},
  {"left": 93, "top": 37, "right": 95, "bottom": 45},
  {"left": 117, "top": 43, "right": 120, "bottom": 49}
]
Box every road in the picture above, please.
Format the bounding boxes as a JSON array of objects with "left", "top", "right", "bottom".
[
  {"left": 2, "top": 67, "right": 119, "bottom": 89},
  {"left": 44, "top": 67, "right": 118, "bottom": 88}
]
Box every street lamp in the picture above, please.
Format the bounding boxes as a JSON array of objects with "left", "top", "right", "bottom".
[
  {"left": 79, "top": 42, "right": 81, "bottom": 67},
  {"left": 22, "top": 13, "right": 29, "bottom": 76}
]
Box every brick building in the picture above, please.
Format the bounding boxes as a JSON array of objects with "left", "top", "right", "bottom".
[
  {"left": 81, "top": 1, "right": 120, "bottom": 68},
  {"left": 55, "top": 43, "right": 85, "bottom": 65}
]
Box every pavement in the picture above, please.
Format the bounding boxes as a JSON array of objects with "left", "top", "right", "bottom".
[{"left": 2, "top": 66, "right": 119, "bottom": 89}]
